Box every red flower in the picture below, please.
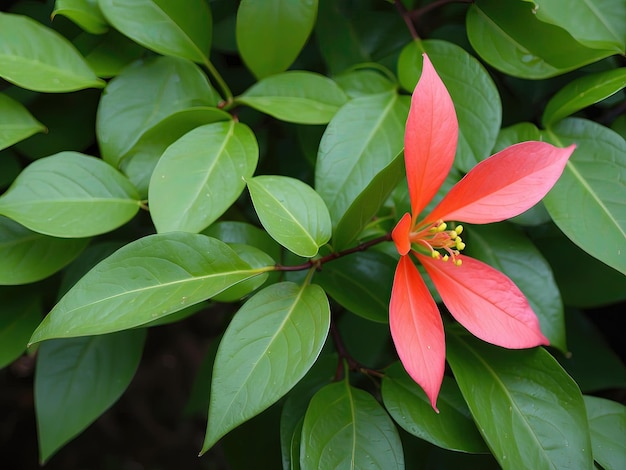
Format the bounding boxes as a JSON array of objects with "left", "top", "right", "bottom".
[{"left": 390, "top": 54, "right": 576, "bottom": 411}]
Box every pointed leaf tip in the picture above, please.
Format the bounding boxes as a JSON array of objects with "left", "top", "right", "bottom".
[
  {"left": 390, "top": 256, "right": 445, "bottom": 410},
  {"left": 404, "top": 53, "right": 458, "bottom": 219}
]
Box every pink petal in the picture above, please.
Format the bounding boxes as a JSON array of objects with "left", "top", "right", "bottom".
[
  {"left": 405, "top": 53, "right": 458, "bottom": 219},
  {"left": 418, "top": 254, "right": 549, "bottom": 349},
  {"left": 390, "top": 255, "right": 445, "bottom": 411},
  {"left": 425, "top": 142, "right": 576, "bottom": 224},
  {"left": 392, "top": 212, "right": 412, "bottom": 255}
]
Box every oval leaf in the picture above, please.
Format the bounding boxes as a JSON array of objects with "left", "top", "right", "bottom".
[
  {"left": 0, "top": 152, "right": 140, "bottom": 238},
  {"left": 382, "top": 362, "right": 488, "bottom": 453},
  {"left": 315, "top": 91, "right": 409, "bottom": 226},
  {"left": 542, "top": 118, "right": 626, "bottom": 275},
  {"left": 149, "top": 121, "right": 258, "bottom": 233},
  {"left": 236, "top": 0, "right": 318, "bottom": 78},
  {"left": 398, "top": 39, "right": 502, "bottom": 172},
  {"left": 247, "top": 175, "right": 331, "bottom": 258},
  {"left": 96, "top": 56, "right": 219, "bottom": 165},
  {"left": 0, "top": 216, "right": 89, "bottom": 285},
  {"left": 202, "top": 282, "right": 330, "bottom": 452},
  {"left": 53, "top": 0, "right": 109, "bottom": 35},
  {"left": 236, "top": 71, "right": 348, "bottom": 124},
  {"left": 98, "top": 0, "right": 212, "bottom": 63},
  {"left": 447, "top": 331, "right": 593, "bottom": 470},
  {"left": 35, "top": 329, "right": 146, "bottom": 463},
  {"left": 29, "top": 233, "right": 260, "bottom": 342},
  {"left": 583, "top": 395, "right": 626, "bottom": 470},
  {"left": 542, "top": 68, "right": 626, "bottom": 127},
  {"left": 300, "top": 381, "right": 404, "bottom": 469},
  {"left": 0, "top": 93, "right": 46, "bottom": 151},
  {"left": 0, "top": 12, "right": 104, "bottom": 92}
]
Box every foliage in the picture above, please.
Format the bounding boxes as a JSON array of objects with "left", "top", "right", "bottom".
[{"left": 1, "top": 0, "right": 625, "bottom": 467}]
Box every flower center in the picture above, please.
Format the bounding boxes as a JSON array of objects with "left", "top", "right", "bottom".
[{"left": 410, "top": 220, "right": 465, "bottom": 265}]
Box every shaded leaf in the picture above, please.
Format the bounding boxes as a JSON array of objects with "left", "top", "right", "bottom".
[
  {"left": 202, "top": 282, "right": 330, "bottom": 452},
  {"left": 29, "top": 233, "right": 260, "bottom": 342},
  {"left": 149, "top": 121, "right": 258, "bottom": 233},
  {"left": 0, "top": 287, "right": 41, "bottom": 368},
  {"left": 583, "top": 395, "right": 626, "bottom": 470},
  {"left": 335, "top": 68, "right": 397, "bottom": 98},
  {"left": 0, "top": 152, "right": 140, "bottom": 238},
  {"left": 35, "top": 329, "right": 146, "bottom": 463},
  {"left": 0, "top": 93, "right": 46, "bottom": 151},
  {"left": 0, "top": 12, "right": 104, "bottom": 92}
]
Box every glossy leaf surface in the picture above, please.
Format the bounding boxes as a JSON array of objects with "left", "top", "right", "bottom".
[
  {"left": 0, "top": 152, "right": 140, "bottom": 238},
  {"left": 149, "top": 121, "right": 258, "bottom": 233},
  {"left": 0, "top": 93, "right": 46, "bottom": 151},
  {"left": 202, "top": 282, "right": 330, "bottom": 452},
  {"left": 0, "top": 12, "right": 104, "bottom": 92},
  {"left": 583, "top": 395, "right": 626, "bottom": 470},
  {"left": 35, "top": 329, "right": 146, "bottom": 463},
  {"left": 53, "top": 0, "right": 109, "bottom": 35},
  {"left": 29, "top": 233, "right": 259, "bottom": 342},
  {"left": 247, "top": 176, "right": 331, "bottom": 258}
]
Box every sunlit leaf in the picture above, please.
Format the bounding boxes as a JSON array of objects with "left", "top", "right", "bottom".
[
  {"left": 0, "top": 93, "right": 46, "bottom": 151},
  {"left": 53, "top": 0, "right": 109, "bottom": 35}
]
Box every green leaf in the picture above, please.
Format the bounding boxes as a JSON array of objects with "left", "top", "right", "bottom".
[
  {"left": 557, "top": 310, "right": 626, "bottom": 392},
  {"left": 121, "top": 107, "right": 231, "bottom": 197},
  {"left": 236, "top": 0, "right": 318, "bottom": 78},
  {"left": 29, "top": 233, "right": 260, "bottom": 342},
  {"left": 0, "top": 287, "right": 41, "bottom": 368},
  {"left": 96, "top": 55, "right": 219, "bottom": 166},
  {"left": 447, "top": 331, "right": 593, "bottom": 470},
  {"left": 382, "top": 362, "right": 488, "bottom": 453},
  {"left": 335, "top": 67, "right": 398, "bottom": 99},
  {"left": 202, "top": 221, "right": 282, "bottom": 263},
  {"left": 542, "top": 68, "right": 626, "bottom": 127},
  {"left": 236, "top": 71, "right": 348, "bottom": 124},
  {"left": 35, "top": 329, "right": 146, "bottom": 463},
  {"left": 0, "top": 216, "right": 89, "bottom": 285},
  {"left": 583, "top": 395, "right": 626, "bottom": 470},
  {"left": 149, "top": 121, "right": 258, "bottom": 233},
  {"left": 202, "top": 282, "right": 330, "bottom": 453},
  {"left": 247, "top": 175, "right": 331, "bottom": 258},
  {"left": 300, "top": 380, "right": 404, "bottom": 469},
  {"left": 0, "top": 93, "right": 46, "bottom": 151},
  {"left": 315, "top": 91, "right": 409, "bottom": 226},
  {"left": 211, "top": 244, "right": 273, "bottom": 302},
  {"left": 74, "top": 29, "right": 145, "bottom": 78},
  {"left": 333, "top": 151, "right": 404, "bottom": 251},
  {"left": 467, "top": 0, "right": 616, "bottom": 79},
  {"left": 53, "top": 0, "right": 109, "bottom": 35},
  {"left": 314, "top": 250, "right": 395, "bottom": 323},
  {"left": 543, "top": 118, "right": 626, "bottom": 275},
  {"left": 524, "top": 0, "right": 626, "bottom": 54},
  {"left": 465, "top": 223, "right": 566, "bottom": 352},
  {"left": 0, "top": 152, "right": 140, "bottom": 238},
  {"left": 0, "top": 12, "right": 104, "bottom": 92},
  {"left": 98, "top": 0, "right": 212, "bottom": 63},
  {"left": 397, "top": 39, "right": 502, "bottom": 172}
]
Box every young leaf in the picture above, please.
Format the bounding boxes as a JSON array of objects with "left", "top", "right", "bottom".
[
  {"left": 202, "top": 282, "right": 330, "bottom": 453},
  {"left": 98, "top": 0, "right": 212, "bottom": 63},
  {"left": 149, "top": 121, "right": 258, "bottom": 233},
  {"left": 0, "top": 287, "right": 42, "bottom": 368},
  {"left": 398, "top": 39, "right": 502, "bottom": 172},
  {"left": 0, "top": 93, "right": 46, "bottom": 151},
  {"left": 467, "top": 0, "right": 615, "bottom": 79},
  {"left": 315, "top": 91, "right": 409, "bottom": 226},
  {"left": 247, "top": 175, "right": 331, "bottom": 258},
  {"left": 583, "top": 395, "right": 626, "bottom": 470},
  {"left": 542, "top": 68, "right": 626, "bottom": 127},
  {"left": 0, "top": 216, "right": 89, "bottom": 285},
  {"left": 447, "top": 331, "right": 593, "bottom": 470},
  {"left": 300, "top": 381, "right": 404, "bottom": 469},
  {"left": 543, "top": 118, "right": 626, "bottom": 275},
  {"left": 96, "top": 56, "right": 219, "bottom": 166},
  {"left": 29, "top": 233, "right": 261, "bottom": 342},
  {"left": 236, "top": 71, "right": 348, "bottom": 124},
  {"left": 236, "top": 0, "right": 318, "bottom": 78},
  {"left": 465, "top": 223, "right": 566, "bottom": 352},
  {"left": 382, "top": 362, "right": 488, "bottom": 453},
  {"left": 0, "top": 12, "right": 104, "bottom": 92},
  {"left": 0, "top": 152, "right": 141, "bottom": 238},
  {"left": 35, "top": 329, "right": 146, "bottom": 463},
  {"left": 53, "top": 0, "right": 109, "bottom": 35}
]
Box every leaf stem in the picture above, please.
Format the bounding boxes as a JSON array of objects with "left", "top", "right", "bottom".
[
  {"left": 331, "top": 320, "right": 385, "bottom": 381},
  {"left": 203, "top": 57, "right": 233, "bottom": 106},
  {"left": 274, "top": 233, "right": 393, "bottom": 272},
  {"left": 409, "top": 0, "right": 474, "bottom": 21}
]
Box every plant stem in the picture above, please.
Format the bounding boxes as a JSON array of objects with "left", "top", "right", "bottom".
[
  {"left": 203, "top": 57, "right": 233, "bottom": 106},
  {"left": 274, "top": 233, "right": 393, "bottom": 272},
  {"left": 395, "top": 0, "right": 420, "bottom": 40},
  {"left": 409, "top": 0, "right": 474, "bottom": 22}
]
